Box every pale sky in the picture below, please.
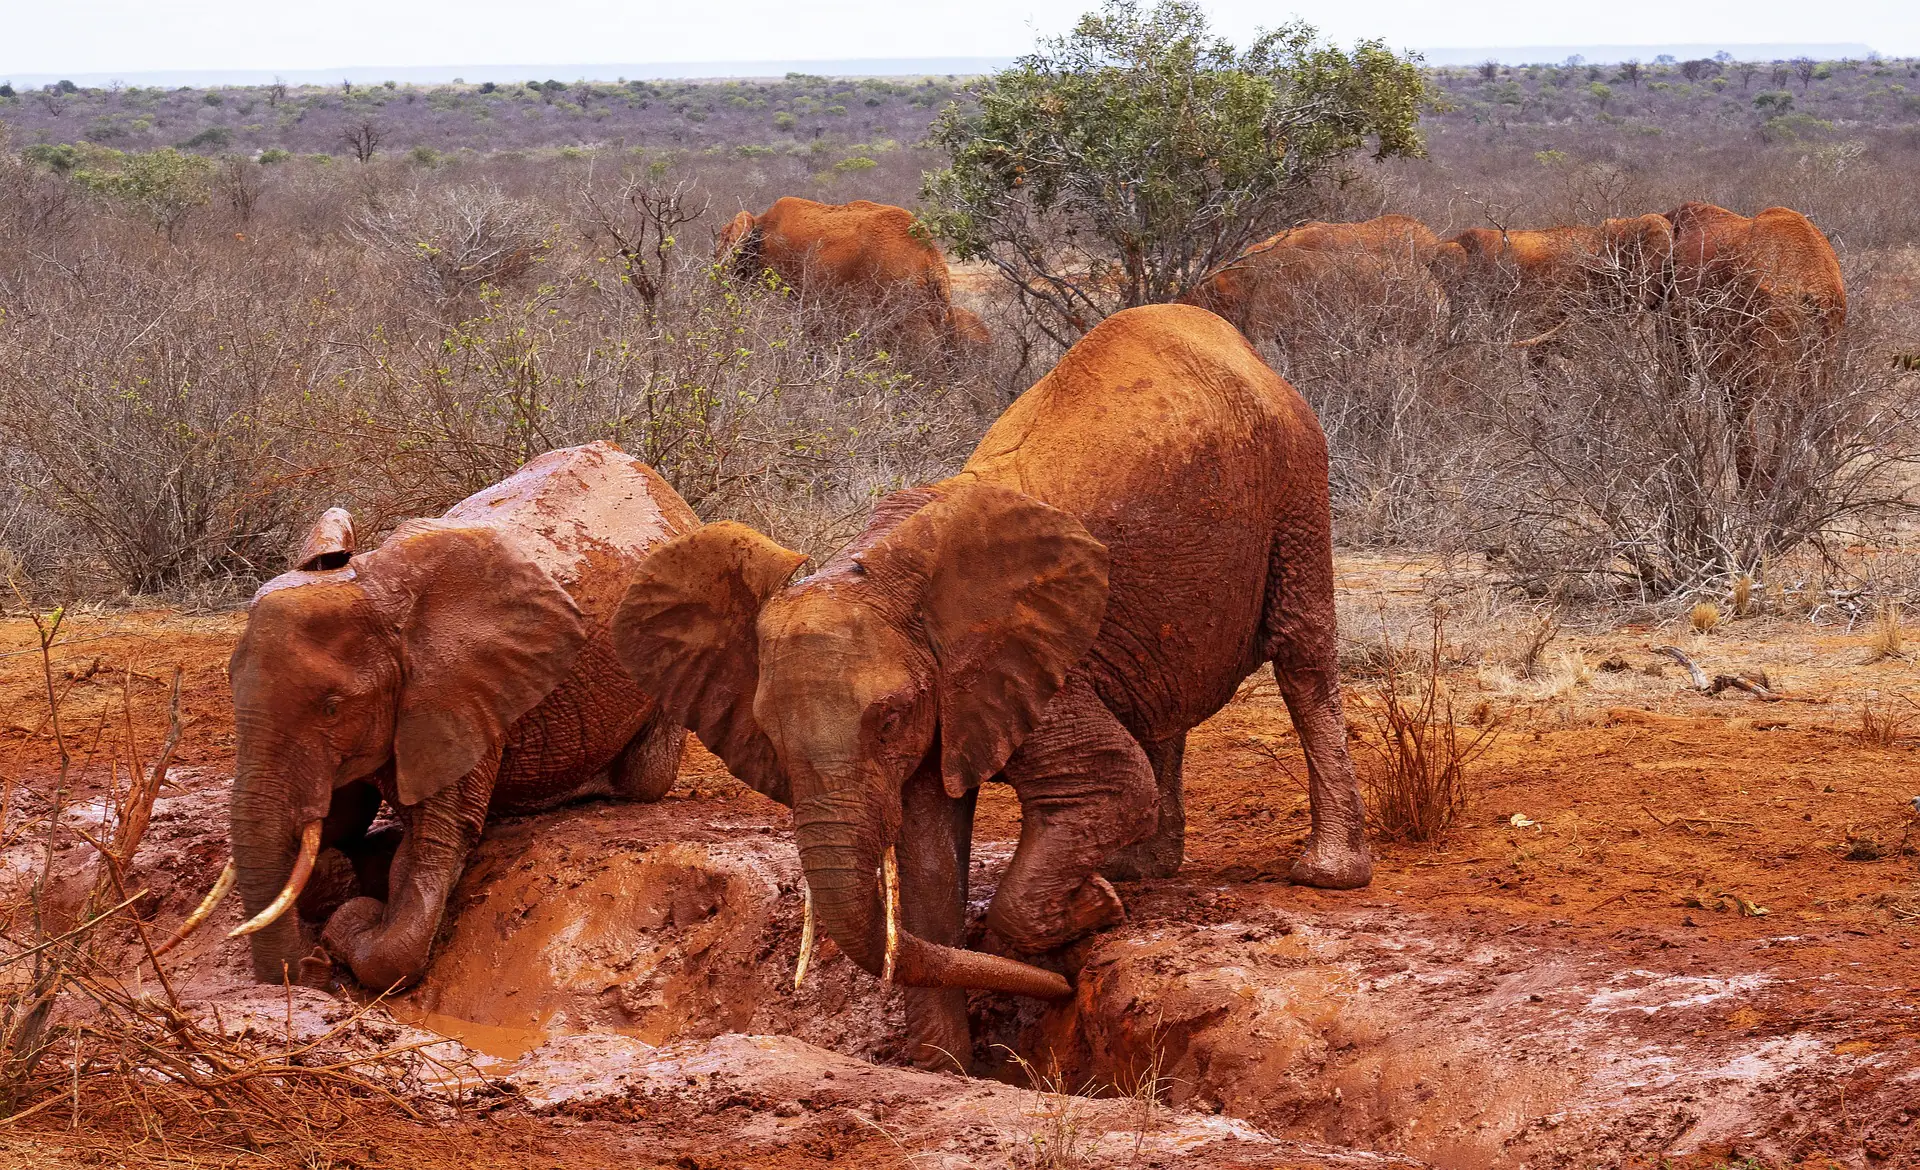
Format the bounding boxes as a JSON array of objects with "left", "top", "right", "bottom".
[{"left": 3, "top": 0, "right": 1917, "bottom": 76}]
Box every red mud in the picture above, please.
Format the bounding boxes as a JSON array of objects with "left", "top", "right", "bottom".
[{"left": 1, "top": 582, "right": 1917, "bottom": 1168}]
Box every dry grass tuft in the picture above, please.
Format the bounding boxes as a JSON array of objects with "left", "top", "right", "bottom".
[
  {"left": 1866, "top": 600, "right": 1907, "bottom": 663},
  {"left": 1000, "top": 1048, "right": 1099, "bottom": 1170},
  {"left": 1360, "top": 611, "right": 1499, "bottom": 843},
  {"left": 1731, "top": 574, "right": 1754, "bottom": 616},
  {"left": 1859, "top": 698, "right": 1911, "bottom": 748},
  {"left": 1690, "top": 602, "right": 1722, "bottom": 635}
]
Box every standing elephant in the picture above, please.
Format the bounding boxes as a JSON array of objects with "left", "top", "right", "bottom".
[
  {"left": 1182, "top": 215, "right": 1442, "bottom": 351},
  {"left": 1661, "top": 202, "right": 1846, "bottom": 483},
  {"left": 207, "top": 442, "right": 696, "bottom": 991},
  {"left": 719, "top": 196, "right": 988, "bottom": 350},
  {"left": 1430, "top": 215, "right": 1674, "bottom": 352},
  {"left": 612, "top": 303, "right": 1370, "bottom": 1070}
]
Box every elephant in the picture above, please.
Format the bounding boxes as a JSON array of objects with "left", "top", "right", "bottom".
[
  {"left": 718, "top": 196, "right": 988, "bottom": 352},
  {"left": 205, "top": 442, "right": 696, "bottom": 991},
  {"left": 1182, "top": 215, "right": 1442, "bottom": 351},
  {"left": 1429, "top": 215, "right": 1674, "bottom": 354},
  {"left": 1657, "top": 202, "right": 1847, "bottom": 490},
  {"left": 611, "top": 302, "right": 1371, "bottom": 1071}
]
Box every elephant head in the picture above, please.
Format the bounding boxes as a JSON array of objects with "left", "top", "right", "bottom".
[
  {"left": 717, "top": 210, "right": 761, "bottom": 278},
  {"left": 612, "top": 483, "right": 1109, "bottom": 1000},
  {"left": 1595, "top": 214, "right": 1675, "bottom": 311},
  {"left": 224, "top": 511, "right": 586, "bottom": 982}
]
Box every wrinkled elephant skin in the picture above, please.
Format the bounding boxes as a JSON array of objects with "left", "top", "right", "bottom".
[
  {"left": 227, "top": 442, "right": 700, "bottom": 991},
  {"left": 613, "top": 303, "right": 1370, "bottom": 1070}
]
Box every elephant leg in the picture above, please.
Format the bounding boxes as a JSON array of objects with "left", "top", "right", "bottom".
[
  {"left": 321, "top": 757, "right": 496, "bottom": 992},
  {"left": 296, "top": 778, "right": 384, "bottom": 925},
  {"left": 896, "top": 763, "right": 976, "bottom": 1074},
  {"left": 988, "top": 678, "right": 1156, "bottom": 955},
  {"left": 1263, "top": 524, "right": 1373, "bottom": 891},
  {"left": 608, "top": 713, "right": 687, "bottom": 803},
  {"left": 1099, "top": 734, "right": 1185, "bottom": 881}
]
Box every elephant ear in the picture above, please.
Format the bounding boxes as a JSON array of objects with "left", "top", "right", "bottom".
[
  {"left": 295, "top": 507, "right": 355, "bottom": 571},
  {"left": 611, "top": 523, "right": 806, "bottom": 803},
  {"left": 861, "top": 483, "right": 1110, "bottom": 799},
  {"left": 356, "top": 520, "right": 587, "bottom": 806}
]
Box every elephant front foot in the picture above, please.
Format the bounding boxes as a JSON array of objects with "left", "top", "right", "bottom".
[
  {"left": 321, "top": 897, "right": 427, "bottom": 993},
  {"left": 1287, "top": 834, "right": 1373, "bottom": 890},
  {"left": 991, "top": 875, "right": 1125, "bottom": 955}
]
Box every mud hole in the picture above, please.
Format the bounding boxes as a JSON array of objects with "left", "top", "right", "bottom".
[{"left": 4, "top": 584, "right": 1920, "bottom": 1168}]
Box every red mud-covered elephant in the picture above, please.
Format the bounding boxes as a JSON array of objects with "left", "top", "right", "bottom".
[
  {"left": 719, "top": 196, "right": 987, "bottom": 350},
  {"left": 1183, "top": 214, "right": 1442, "bottom": 349},
  {"left": 181, "top": 443, "right": 697, "bottom": 991},
  {"left": 1429, "top": 215, "right": 1675, "bottom": 352},
  {"left": 612, "top": 303, "right": 1370, "bottom": 1070}
]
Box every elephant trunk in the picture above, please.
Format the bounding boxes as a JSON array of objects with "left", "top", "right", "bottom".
[
  {"left": 793, "top": 788, "right": 1070, "bottom": 1001},
  {"left": 229, "top": 748, "right": 325, "bottom": 984}
]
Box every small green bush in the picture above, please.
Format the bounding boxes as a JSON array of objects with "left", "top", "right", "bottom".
[{"left": 257, "top": 148, "right": 292, "bottom": 164}]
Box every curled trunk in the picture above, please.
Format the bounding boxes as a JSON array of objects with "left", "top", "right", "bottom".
[{"left": 793, "top": 789, "right": 1070, "bottom": 1000}]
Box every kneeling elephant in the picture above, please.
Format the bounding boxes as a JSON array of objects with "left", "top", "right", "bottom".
[
  {"left": 189, "top": 442, "right": 697, "bottom": 990},
  {"left": 612, "top": 303, "right": 1371, "bottom": 1070}
]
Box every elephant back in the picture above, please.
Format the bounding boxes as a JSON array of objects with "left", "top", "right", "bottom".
[{"left": 441, "top": 442, "right": 701, "bottom": 622}]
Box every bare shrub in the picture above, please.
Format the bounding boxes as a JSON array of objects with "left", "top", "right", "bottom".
[
  {"left": 1359, "top": 611, "right": 1498, "bottom": 843},
  {"left": 1866, "top": 600, "right": 1907, "bottom": 661},
  {"left": 1473, "top": 267, "right": 1917, "bottom": 600},
  {"left": 352, "top": 180, "right": 549, "bottom": 303}
]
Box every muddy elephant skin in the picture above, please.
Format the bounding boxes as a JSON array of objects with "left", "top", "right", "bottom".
[
  {"left": 613, "top": 303, "right": 1369, "bottom": 1069},
  {"left": 1182, "top": 215, "right": 1442, "bottom": 348},
  {"left": 719, "top": 196, "right": 987, "bottom": 349},
  {"left": 227, "top": 442, "right": 698, "bottom": 991},
  {"left": 1662, "top": 202, "right": 1846, "bottom": 376},
  {"left": 1429, "top": 215, "right": 1675, "bottom": 350}
]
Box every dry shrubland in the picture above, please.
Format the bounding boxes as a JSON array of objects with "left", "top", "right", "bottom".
[{"left": 1, "top": 59, "right": 1918, "bottom": 609}]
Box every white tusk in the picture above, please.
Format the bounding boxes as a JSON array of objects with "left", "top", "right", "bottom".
[
  {"left": 229, "top": 820, "right": 322, "bottom": 938},
  {"left": 881, "top": 845, "right": 900, "bottom": 988},
  {"left": 151, "top": 860, "right": 236, "bottom": 957},
  {"left": 794, "top": 883, "right": 816, "bottom": 990}
]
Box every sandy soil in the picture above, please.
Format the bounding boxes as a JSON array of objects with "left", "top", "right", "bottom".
[{"left": 1, "top": 555, "right": 1916, "bottom": 1168}]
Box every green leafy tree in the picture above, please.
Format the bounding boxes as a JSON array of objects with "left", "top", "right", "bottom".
[
  {"left": 922, "top": 0, "right": 1427, "bottom": 338},
  {"left": 73, "top": 147, "right": 212, "bottom": 240}
]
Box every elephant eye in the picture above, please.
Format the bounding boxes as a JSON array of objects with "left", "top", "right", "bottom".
[{"left": 321, "top": 694, "right": 341, "bottom": 716}]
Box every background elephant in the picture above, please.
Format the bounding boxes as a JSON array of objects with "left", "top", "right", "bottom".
[
  {"left": 613, "top": 303, "right": 1370, "bottom": 1070},
  {"left": 1661, "top": 202, "right": 1846, "bottom": 486},
  {"left": 222, "top": 442, "right": 695, "bottom": 991},
  {"left": 1430, "top": 215, "right": 1674, "bottom": 353},
  {"left": 719, "top": 196, "right": 988, "bottom": 351},
  {"left": 1181, "top": 214, "right": 1442, "bottom": 350}
]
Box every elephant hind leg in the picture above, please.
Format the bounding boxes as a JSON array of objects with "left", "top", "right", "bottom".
[
  {"left": 608, "top": 712, "right": 687, "bottom": 803},
  {"left": 1263, "top": 516, "right": 1373, "bottom": 890},
  {"left": 989, "top": 678, "right": 1156, "bottom": 954}
]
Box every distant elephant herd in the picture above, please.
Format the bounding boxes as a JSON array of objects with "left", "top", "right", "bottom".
[{"left": 162, "top": 193, "right": 1867, "bottom": 1072}]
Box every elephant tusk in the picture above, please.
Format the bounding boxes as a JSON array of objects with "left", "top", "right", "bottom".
[
  {"left": 881, "top": 845, "right": 900, "bottom": 988},
  {"left": 151, "top": 860, "right": 237, "bottom": 957},
  {"left": 793, "top": 883, "right": 816, "bottom": 990},
  {"left": 229, "top": 820, "right": 322, "bottom": 938}
]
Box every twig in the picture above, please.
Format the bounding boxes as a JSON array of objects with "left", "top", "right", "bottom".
[
  {"left": 1652, "top": 645, "right": 1712, "bottom": 689},
  {"left": 0, "top": 889, "right": 148, "bottom": 968}
]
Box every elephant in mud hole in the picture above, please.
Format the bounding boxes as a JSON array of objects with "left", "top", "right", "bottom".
[
  {"left": 611, "top": 303, "right": 1370, "bottom": 1071},
  {"left": 719, "top": 196, "right": 988, "bottom": 352},
  {"left": 188, "top": 442, "right": 697, "bottom": 991}
]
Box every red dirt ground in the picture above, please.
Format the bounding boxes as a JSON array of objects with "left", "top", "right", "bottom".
[{"left": 1, "top": 558, "right": 1916, "bottom": 1168}]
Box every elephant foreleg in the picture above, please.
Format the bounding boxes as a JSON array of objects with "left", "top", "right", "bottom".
[
  {"left": 896, "top": 764, "right": 976, "bottom": 1074},
  {"left": 608, "top": 713, "right": 687, "bottom": 804},
  {"left": 989, "top": 678, "right": 1156, "bottom": 955},
  {"left": 1099, "top": 734, "right": 1185, "bottom": 881},
  {"left": 321, "top": 758, "right": 496, "bottom": 992}
]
